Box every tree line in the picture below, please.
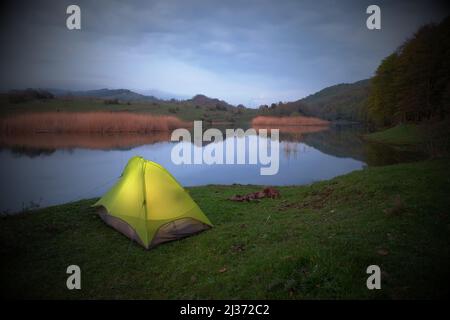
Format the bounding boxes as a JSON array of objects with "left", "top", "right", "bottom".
[{"left": 367, "top": 16, "right": 450, "bottom": 126}]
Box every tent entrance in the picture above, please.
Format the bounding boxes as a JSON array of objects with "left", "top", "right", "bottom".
[
  {"left": 97, "top": 206, "right": 146, "bottom": 247},
  {"left": 150, "top": 218, "right": 211, "bottom": 248},
  {"left": 97, "top": 206, "right": 210, "bottom": 249}
]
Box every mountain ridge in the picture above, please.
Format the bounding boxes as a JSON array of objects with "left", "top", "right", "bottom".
[
  {"left": 20, "top": 79, "right": 372, "bottom": 122},
  {"left": 257, "top": 79, "right": 371, "bottom": 122}
]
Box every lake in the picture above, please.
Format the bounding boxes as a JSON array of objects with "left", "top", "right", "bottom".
[{"left": 0, "top": 125, "right": 421, "bottom": 213}]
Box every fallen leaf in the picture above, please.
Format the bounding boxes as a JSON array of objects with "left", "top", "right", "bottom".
[
  {"left": 219, "top": 267, "right": 227, "bottom": 273},
  {"left": 232, "top": 244, "right": 245, "bottom": 252}
]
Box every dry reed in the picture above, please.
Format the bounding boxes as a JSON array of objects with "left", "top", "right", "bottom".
[{"left": 0, "top": 112, "right": 190, "bottom": 134}]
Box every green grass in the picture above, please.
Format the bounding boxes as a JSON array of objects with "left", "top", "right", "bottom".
[
  {"left": 365, "top": 124, "right": 425, "bottom": 146},
  {"left": 364, "top": 121, "right": 450, "bottom": 159},
  {"left": 1, "top": 159, "right": 450, "bottom": 299}
]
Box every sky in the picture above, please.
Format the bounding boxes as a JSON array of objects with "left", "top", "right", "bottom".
[{"left": 0, "top": 0, "right": 448, "bottom": 106}]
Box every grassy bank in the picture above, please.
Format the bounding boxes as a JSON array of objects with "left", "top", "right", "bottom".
[
  {"left": 365, "top": 124, "right": 425, "bottom": 146},
  {"left": 364, "top": 122, "right": 450, "bottom": 161},
  {"left": 1, "top": 159, "right": 449, "bottom": 299},
  {"left": 365, "top": 121, "right": 450, "bottom": 147}
]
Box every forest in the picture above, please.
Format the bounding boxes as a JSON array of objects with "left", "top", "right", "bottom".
[{"left": 367, "top": 16, "right": 450, "bottom": 126}]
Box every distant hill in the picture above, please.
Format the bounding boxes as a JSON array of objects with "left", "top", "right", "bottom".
[
  {"left": 258, "top": 79, "right": 371, "bottom": 122},
  {"left": 48, "top": 88, "right": 160, "bottom": 102},
  {"left": 188, "top": 94, "right": 236, "bottom": 110},
  {"left": 46, "top": 89, "right": 239, "bottom": 109},
  {"left": 7, "top": 89, "right": 54, "bottom": 103},
  {"left": 13, "top": 81, "right": 373, "bottom": 123},
  {"left": 300, "top": 79, "right": 370, "bottom": 121},
  {"left": 139, "top": 89, "right": 190, "bottom": 101},
  {"left": 1, "top": 88, "right": 260, "bottom": 122}
]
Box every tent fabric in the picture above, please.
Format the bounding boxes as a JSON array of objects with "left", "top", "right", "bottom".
[{"left": 93, "top": 156, "right": 212, "bottom": 249}]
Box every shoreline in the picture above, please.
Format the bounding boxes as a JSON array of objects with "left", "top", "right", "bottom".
[{"left": 1, "top": 157, "right": 449, "bottom": 299}]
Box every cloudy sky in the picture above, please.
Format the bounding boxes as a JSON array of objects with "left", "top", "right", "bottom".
[{"left": 0, "top": 0, "right": 448, "bottom": 106}]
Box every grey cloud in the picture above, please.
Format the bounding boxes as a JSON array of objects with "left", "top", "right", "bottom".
[{"left": 0, "top": 0, "right": 448, "bottom": 105}]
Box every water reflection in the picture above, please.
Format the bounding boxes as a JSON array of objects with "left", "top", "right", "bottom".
[
  {"left": 0, "top": 125, "right": 425, "bottom": 213},
  {"left": 0, "top": 132, "right": 171, "bottom": 156},
  {"left": 298, "top": 125, "right": 425, "bottom": 166}
]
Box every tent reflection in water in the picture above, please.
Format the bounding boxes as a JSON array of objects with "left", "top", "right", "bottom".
[{"left": 93, "top": 156, "right": 212, "bottom": 249}]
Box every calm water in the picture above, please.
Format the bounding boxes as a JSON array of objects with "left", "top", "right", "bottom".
[{"left": 0, "top": 125, "right": 421, "bottom": 213}]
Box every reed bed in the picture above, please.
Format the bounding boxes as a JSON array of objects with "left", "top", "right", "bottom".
[
  {"left": 0, "top": 112, "right": 190, "bottom": 134},
  {"left": 251, "top": 115, "right": 329, "bottom": 127}
]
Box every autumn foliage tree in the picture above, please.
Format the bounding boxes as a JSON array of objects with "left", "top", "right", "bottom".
[{"left": 367, "top": 16, "right": 450, "bottom": 126}]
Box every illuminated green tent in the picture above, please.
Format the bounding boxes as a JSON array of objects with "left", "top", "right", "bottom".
[{"left": 93, "top": 156, "right": 212, "bottom": 249}]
